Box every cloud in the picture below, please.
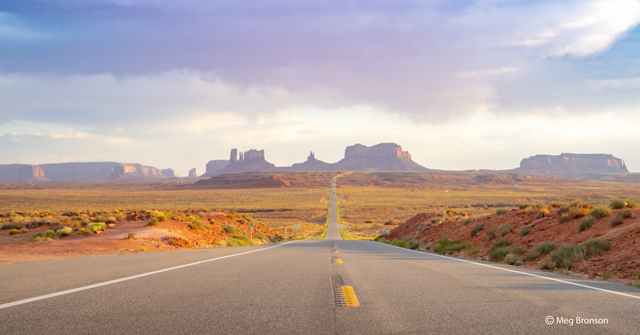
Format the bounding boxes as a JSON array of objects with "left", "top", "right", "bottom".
[{"left": 1, "top": 0, "right": 640, "bottom": 124}]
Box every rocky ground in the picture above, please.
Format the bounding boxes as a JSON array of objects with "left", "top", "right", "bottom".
[
  {"left": 0, "top": 211, "right": 281, "bottom": 265},
  {"left": 385, "top": 203, "right": 640, "bottom": 286}
]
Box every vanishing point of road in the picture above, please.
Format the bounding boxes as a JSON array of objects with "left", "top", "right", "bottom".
[{"left": 1, "top": 177, "right": 640, "bottom": 334}]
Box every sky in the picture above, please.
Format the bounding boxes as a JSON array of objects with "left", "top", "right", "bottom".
[{"left": 1, "top": 0, "right": 640, "bottom": 176}]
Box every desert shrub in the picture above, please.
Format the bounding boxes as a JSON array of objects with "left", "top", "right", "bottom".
[
  {"left": 433, "top": 237, "right": 471, "bottom": 255},
  {"left": 498, "top": 224, "right": 513, "bottom": 238},
  {"left": 238, "top": 218, "right": 247, "bottom": 225},
  {"left": 463, "top": 216, "right": 476, "bottom": 226},
  {"left": 570, "top": 199, "right": 582, "bottom": 207},
  {"left": 510, "top": 246, "right": 525, "bottom": 255},
  {"left": 486, "top": 226, "right": 496, "bottom": 241},
  {"left": 547, "top": 239, "right": 611, "bottom": 269},
  {"left": 610, "top": 214, "right": 625, "bottom": 227},
  {"left": 540, "top": 258, "right": 555, "bottom": 270},
  {"left": 148, "top": 218, "right": 159, "bottom": 226},
  {"left": 492, "top": 239, "right": 510, "bottom": 249},
  {"left": 611, "top": 199, "right": 628, "bottom": 209},
  {"left": 408, "top": 241, "right": 420, "bottom": 250},
  {"left": 364, "top": 220, "right": 374, "bottom": 223},
  {"left": 628, "top": 200, "right": 639, "bottom": 209},
  {"left": 79, "top": 219, "right": 90, "bottom": 226},
  {"left": 56, "top": 226, "right": 72, "bottom": 236},
  {"left": 384, "top": 219, "right": 397, "bottom": 226},
  {"left": 631, "top": 281, "right": 640, "bottom": 288},
  {"left": 89, "top": 222, "right": 106, "bottom": 232},
  {"left": 489, "top": 247, "right": 510, "bottom": 262},
  {"left": 578, "top": 216, "right": 594, "bottom": 232},
  {"left": 106, "top": 216, "right": 117, "bottom": 224},
  {"left": 393, "top": 240, "right": 406, "bottom": 248},
  {"left": 226, "top": 235, "right": 255, "bottom": 247},
  {"left": 222, "top": 224, "right": 236, "bottom": 234},
  {"left": 495, "top": 209, "right": 509, "bottom": 215},
  {"left": 620, "top": 209, "right": 633, "bottom": 218},
  {"left": 557, "top": 214, "right": 571, "bottom": 223},
  {"left": 504, "top": 253, "right": 519, "bottom": 265},
  {"left": 44, "top": 230, "right": 55, "bottom": 238},
  {"left": 556, "top": 207, "right": 570, "bottom": 216},
  {"left": 470, "top": 222, "right": 484, "bottom": 237},
  {"left": 9, "top": 229, "right": 20, "bottom": 235},
  {"left": 518, "top": 225, "right": 531, "bottom": 237},
  {"left": 32, "top": 232, "right": 43, "bottom": 239},
  {"left": 535, "top": 208, "right": 549, "bottom": 219},
  {"left": 188, "top": 219, "right": 211, "bottom": 232},
  {"left": 256, "top": 233, "right": 268, "bottom": 242},
  {"left": 590, "top": 207, "right": 611, "bottom": 219},
  {"left": 525, "top": 242, "right": 557, "bottom": 261},
  {"left": 227, "top": 214, "right": 236, "bottom": 220}
]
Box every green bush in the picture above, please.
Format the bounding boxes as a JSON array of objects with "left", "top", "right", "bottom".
[
  {"left": 222, "top": 224, "right": 236, "bottom": 234},
  {"left": 9, "top": 229, "right": 20, "bottom": 235},
  {"left": 504, "top": 253, "right": 519, "bottom": 265},
  {"left": 570, "top": 199, "right": 583, "bottom": 207},
  {"left": 518, "top": 225, "right": 531, "bottom": 237},
  {"left": 408, "top": 241, "right": 420, "bottom": 250},
  {"left": 463, "top": 216, "right": 476, "bottom": 226},
  {"left": 393, "top": 240, "right": 406, "bottom": 248},
  {"left": 89, "top": 222, "right": 106, "bottom": 232},
  {"left": 510, "top": 246, "right": 525, "bottom": 255},
  {"left": 489, "top": 247, "right": 510, "bottom": 262},
  {"left": 127, "top": 232, "right": 135, "bottom": 239},
  {"left": 556, "top": 207, "right": 570, "bottom": 216},
  {"left": 486, "top": 226, "right": 496, "bottom": 241},
  {"left": 364, "top": 220, "right": 374, "bottom": 223},
  {"left": 56, "top": 226, "right": 72, "bottom": 236},
  {"left": 106, "top": 216, "right": 117, "bottom": 224},
  {"left": 547, "top": 239, "right": 611, "bottom": 269},
  {"left": 535, "top": 208, "right": 549, "bottom": 219},
  {"left": 227, "top": 214, "right": 236, "bottom": 220},
  {"left": 498, "top": 224, "right": 513, "bottom": 238},
  {"left": 470, "top": 222, "right": 484, "bottom": 237},
  {"left": 610, "top": 214, "right": 625, "bottom": 227},
  {"left": 45, "top": 230, "right": 55, "bottom": 238},
  {"left": 525, "top": 242, "right": 557, "bottom": 261},
  {"left": 590, "top": 207, "right": 611, "bottom": 219},
  {"left": 32, "top": 232, "right": 43, "bottom": 239},
  {"left": 148, "top": 218, "right": 159, "bottom": 226},
  {"left": 384, "top": 219, "right": 397, "bottom": 226},
  {"left": 611, "top": 199, "right": 628, "bottom": 209},
  {"left": 188, "top": 219, "right": 211, "bottom": 232},
  {"left": 578, "top": 216, "right": 594, "bottom": 232},
  {"left": 496, "top": 208, "right": 509, "bottom": 215},
  {"left": 433, "top": 236, "right": 471, "bottom": 255}
]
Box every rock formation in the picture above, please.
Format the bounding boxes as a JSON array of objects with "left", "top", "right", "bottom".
[
  {"left": 0, "top": 164, "right": 31, "bottom": 182},
  {"left": 188, "top": 168, "right": 198, "bottom": 178},
  {"left": 288, "top": 151, "right": 333, "bottom": 171},
  {"left": 200, "top": 160, "right": 230, "bottom": 177},
  {"left": 14, "top": 165, "right": 50, "bottom": 182},
  {"left": 514, "top": 154, "right": 629, "bottom": 176},
  {"left": 213, "top": 148, "right": 278, "bottom": 175},
  {"left": 0, "top": 162, "right": 173, "bottom": 182},
  {"left": 209, "top": 143, "right": 429, "bottom": 176},
  {"left": 332, "top": 143, "right": 429, "bottom": 172},
  {"left": 161, "top": 168, "right": 175, "bottom": 178}
]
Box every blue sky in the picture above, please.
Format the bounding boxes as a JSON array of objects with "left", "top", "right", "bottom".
[{"left": 2, "top": 0, "right": 640, "bottom": 175}]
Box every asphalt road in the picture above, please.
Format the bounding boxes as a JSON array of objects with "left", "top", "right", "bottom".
[{"left": 2, "top": 185, "right": 640, "bottom": 333}]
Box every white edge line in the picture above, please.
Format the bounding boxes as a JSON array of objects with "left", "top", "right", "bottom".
[
  {"left": 0, "top": 242, "right": 294, "bottom": 310},
  {"left": 376, "top": 241, "right": 640, "bottom": 300}
]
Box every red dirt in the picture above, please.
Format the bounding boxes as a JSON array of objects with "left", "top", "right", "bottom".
[
  {"left": 0, "top": 212, "right": 280, "bottom": 266},
  {"left": 387, "top": 208, "right": 640, "bottom": 285}
]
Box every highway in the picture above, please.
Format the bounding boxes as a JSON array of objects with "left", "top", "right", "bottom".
[{"left": 2, "top": 181, "right": 640, "bottom": 333}]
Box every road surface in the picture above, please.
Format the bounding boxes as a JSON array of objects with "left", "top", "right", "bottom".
[{"left": 1, "top": 181, "right": 640, "bottom": 334}]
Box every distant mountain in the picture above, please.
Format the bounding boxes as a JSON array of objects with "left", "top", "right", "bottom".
[
  {"left": 208, "top": 143, "right": 430, "bottom": 176},
  {"left": 0, "top": 162, "right": 172, "bottom": 182},
  {"left": 480, "top": 153, "right": 629, "bottom": 177}
]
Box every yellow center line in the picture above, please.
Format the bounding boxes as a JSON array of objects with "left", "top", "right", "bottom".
[
  {"left": 332, "top": 250, "right": 339, "bottom": 253},
  {"left": 342, "top": 286, "right": 360, "bottom": 307},
  {"left": 334, "top": 259, "right": 343, "bottom": 263}
]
